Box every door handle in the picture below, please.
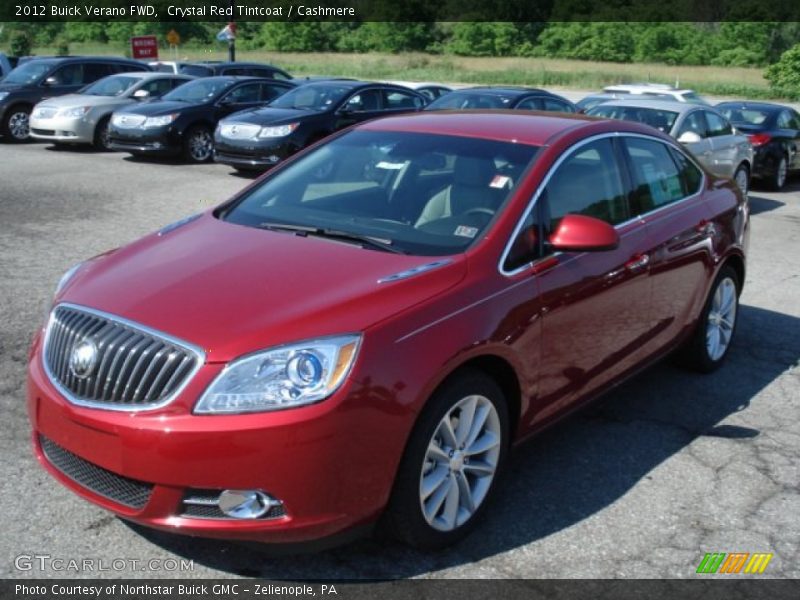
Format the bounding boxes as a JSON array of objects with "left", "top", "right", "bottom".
[{"left": 625, "top": 253, "right": 650, "bottom": 272}]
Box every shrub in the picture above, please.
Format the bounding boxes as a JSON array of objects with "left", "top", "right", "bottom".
[{"left": 765, "top": 44, "right": 800, "bottom": 99}]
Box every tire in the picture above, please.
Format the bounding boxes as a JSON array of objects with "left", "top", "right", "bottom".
[
  {"left": 2, "top": 105, "right": 31, "bottom": 142},
  {"left": 93, "top": 116, "right": 112, "bottom": 150},
  {"left": 182, "top": 125, "right": 214, "bottom": 163},
  {"left": 768, "top": 155, "right": 788, "bottom": 191},
  {"left": 384, "top": 370, "right": 509, "bottom": 550},
  {"left": 677, "top": 265, "right": 740, "bottom": 373},
  {"left": 733, "top": 163, "right": 749, "bottom": 198}
]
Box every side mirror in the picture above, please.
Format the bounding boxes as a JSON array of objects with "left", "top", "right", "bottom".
[
  {"left": 548, "top": 214, "right": 619, "bottom": 252},
  {"left": 43, "top": 76, "right": 58, "bottom": 87},
  {"left": 133, "top": 89, "right": 150, "bottom": 100},
  {"left": 677, "top": 131, "right": 703, "bottom": 144}
]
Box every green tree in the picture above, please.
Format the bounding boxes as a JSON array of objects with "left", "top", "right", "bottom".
[
  {"left": 765, "top": 43, "right": 800, "bottom": 99},
  {"left": 445, "top": 22, "right": 523, "bottom": 57},
  {"left": 9, "top": 30, "right": 32, "bottom": 56}
]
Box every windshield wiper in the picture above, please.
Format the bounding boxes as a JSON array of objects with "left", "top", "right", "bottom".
[{"left": 258, "top": 222, "right": 407, "bottom": 254}]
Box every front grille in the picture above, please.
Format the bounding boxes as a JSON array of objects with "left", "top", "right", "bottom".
[
  {"left": 218, "top": 123, "right": 261, "bottom": 139},
  {"left": 31, "top": 128, "right": 56, "bottom": 136},
  {"left": 39, "top": 435, "right": 153, "bottom": 509},
  {"left": 181, "top": 489, "right": 286, "bottom": 520},
  {"left": 44, "top": 304, "right": 202, "bottom": 410}
]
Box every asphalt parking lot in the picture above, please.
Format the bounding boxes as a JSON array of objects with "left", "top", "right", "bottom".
[{"left": 0, "top": 141, "right": 798, "bottom": 579}]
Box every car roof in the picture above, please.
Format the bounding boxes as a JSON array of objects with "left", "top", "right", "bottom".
[
  {"left": 190, "top": 75, "right": 289, "bottom": 83},
  {"left": 716, "top": 101, "right": 787, "bottom": 112},
  {"left": 357, "top": 110, "right": 660, "bottom": 146},
  {"left": 590, "top": 98, "right": 705, "bottom": 113},
  {"left": 25, "top": 55, "right": 142, "bottom": 64},
  {"left": 450, "top": 86, "right": 557, "bottom": 97}
]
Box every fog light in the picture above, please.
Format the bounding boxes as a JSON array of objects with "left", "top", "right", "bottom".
[
  {"left": 267, "top": 155, "right": 280, "bottom": 163},
  {"left": 218, "top": 490, "right": 274, "bottom": 519}
]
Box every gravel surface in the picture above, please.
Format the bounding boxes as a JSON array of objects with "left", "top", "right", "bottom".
[{"left": 1, "top": 141, "right": 798, "bottom": 579}]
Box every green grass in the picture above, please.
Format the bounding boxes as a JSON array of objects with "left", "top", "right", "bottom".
[{"left": 39, "top": 43, "right": 785, "bottom": 100}]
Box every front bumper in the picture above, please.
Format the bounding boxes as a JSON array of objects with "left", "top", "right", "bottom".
[
  {"left": 108, "top": 126, "right": 180, "bottom": 156},
  {"left": 213, "top": 136, "right": 294, "bottom": 170},
  {"left": 29, "top": 114, "right": 95, "bottom": 144},
  {"left": 26, "top": 333, "right": 400, "bottom": 543}
]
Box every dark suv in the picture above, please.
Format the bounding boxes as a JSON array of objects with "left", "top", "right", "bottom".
[
  {"left": 178, "top": 62, "right": 291, "bottom": 80},
  {"left": 0, "top": 56, "right": 149, "bottom": 141}
]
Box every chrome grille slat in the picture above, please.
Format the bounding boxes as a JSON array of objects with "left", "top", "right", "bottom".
[{"left": 43, "top": 304, "right": 203, "bottom": 411}]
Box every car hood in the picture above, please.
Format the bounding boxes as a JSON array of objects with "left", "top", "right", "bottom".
[
  {"left": 58, "top": 212, "right": 467, "bottom": 362},
  {"left": 226, "top": 107, "right": 314, "bottom": 126},
  {"left": 37, "top": 94, "right": 132, "bottom": 109},
  {"left": 116, "top": 100, "right": 200, "bottom": 116}
]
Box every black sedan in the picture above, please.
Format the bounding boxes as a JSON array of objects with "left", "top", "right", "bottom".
[
  {"left": 178, "top": 61, "right": 292, "bottom": 80},
  {"left": 213, "top": 80, "right": 426, "bottom": 172},
  {"left": 108, "top": 76, "right": 296, "bottom": 163},
  {"left": 717, "top": 101, "right": 800, "bottom": 190},
  {"left": 424, "top": 86, "right": 577, "bottom": 113}
]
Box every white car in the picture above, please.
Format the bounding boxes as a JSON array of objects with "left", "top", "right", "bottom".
[
  {"left": 603, "top": 83, "right": 709, "bottom": 105},
  {"left": 384, "top": 81, "right": 452, "bottom": 102}
]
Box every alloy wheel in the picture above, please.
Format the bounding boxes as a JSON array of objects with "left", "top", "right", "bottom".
[
  {"left": 419, "top": 394, "right": 501, "bottom": 532},
  {"left": 8, "top": 111, "right": 30, "bottom": 140},
  {"left": 777, "top": 158, "right": 787, "bottom": 189},
  {"left": 734, "top": 167, "right": 749, "bottom": 197},
  {"left": 188, "top": 130, "right": 213, "bottom": 162},
  {"left": 706, "top": 276, "right": 737, "bottom": 361}
]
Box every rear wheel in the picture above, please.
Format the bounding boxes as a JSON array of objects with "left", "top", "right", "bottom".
[
  {"left": 733, "top": 163, "right": 749, "bottom": 197},
  {"left": 2, "top": 105, "right": 31, "bottom": 142},
  {"left": 182, "top": 126, "right": 213, "bottom": 163},
  {"left": 768, "top": 156, "right": 788, "bottom": 191},
  {"left": 385, "top": 370, "right": 509, "bottom": 549},
  {"left": 677, "top": 265, "right": 740, "bottom": 373},
  {"left": 93, "top": 116, "right": 112, "bottom": 150}
]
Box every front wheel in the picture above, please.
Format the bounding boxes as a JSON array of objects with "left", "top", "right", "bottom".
[
  {"left": 385, "top": 370, "right": 509, "bottom": 549},
  {"left": 182, "top": 126, "right": 214, "bottom": 163},
  {"left": 677, "top": 265, "right": 740, "bottom": 373},
  {"left": 93, "top": 116, "right": 112, "bottom": 150},
  {"left": 2, "top": 106, "right": 31, "bottom": 142},
  {"left": 768, "top": 156, "right": 788, "bottom": 191},
  {"left": 733, "top": 164, "right": 749, "bottom": 198}
]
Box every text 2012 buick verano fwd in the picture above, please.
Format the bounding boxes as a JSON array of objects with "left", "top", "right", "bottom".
[{"left": 27, "top": 112, "right": 749, "bottom": 549}]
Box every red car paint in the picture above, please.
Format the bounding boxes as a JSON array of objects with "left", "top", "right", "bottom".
[{"left": 27, "top": 112, "right": 749, "bottom": 543}]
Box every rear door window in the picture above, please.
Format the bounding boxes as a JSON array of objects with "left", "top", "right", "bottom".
[
  {"left": 542, "top": 98, "right": 575, "bottom": 113},
  {"left": 516, "top": 97, "right": 543, "bottom": 111}
]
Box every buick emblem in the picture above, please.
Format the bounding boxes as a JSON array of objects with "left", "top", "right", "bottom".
[
  {"left": 230, "top": 125, "right": 239, "bottom": 135},
  {"left": 69, "top": 340, "right": 98, "bottom": 379}
]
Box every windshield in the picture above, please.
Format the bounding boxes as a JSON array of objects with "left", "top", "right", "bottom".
[
  {"left": 3, "top": 60, "right": 54, "bottom": 85},
  {"left": 588, "top": 105, "right": 679, "bottom": 133},
  {"left": 268, "top": 84, "right": 352, "bottom": 111},
  {"left": 717, "top": 106, "right": 772, "bottom": 126},
  {"left": 81, "top": 75, "right": 140, "bottom": 96},
  {"left": 162, "top": 78, "right": 232, "bottom": 103},
  {"left": 221, "top": 130, "right": 538, "bottom": 256},
  {"left": 426, "top": 92, "right": 513, "bottom": 110},
  {"left": 179, "top": 64, "right": 214, "bottom": 77}
]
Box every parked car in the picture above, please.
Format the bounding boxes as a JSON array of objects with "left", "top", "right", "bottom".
[
  {"left": 0, "top": 56, "right": 150, "bottom": 141},
  {"left": 214, "top": 80, "right": 426, "bottom": 172},
  {"left": 587, "top": 98, "right": 753, "bottom": 195},
  {"left": 29, "top": 111, "right": 748, "bottom": 550},
  {"left": 424, "top": 86, "right": 577, "bottom": 113},
  {"left": 0, "top": 53, "right": 13, "bottom": 80},
  {"left": 29, "top": 72, "right": 194, "bottom": 150},
  {"left": 716, "top": 101, "right": 800, "bottom": 190},
  {"left": 576, "top": 92, "right": 673, "bottom": 113},
  {"left": 603, "top": 83, "right": 709, "bottom": 105},
  {"left": 385, "top": 80, "right": 452, "bottom": 102},
  {"left": 178, "top": 61, "right": 292, "bottom": 80},
  {"left": 108, "top": 76, "right": 296, "bottom": 163},
  {"left": 148, "top": 61, "right": 194, "bottom": 74}
]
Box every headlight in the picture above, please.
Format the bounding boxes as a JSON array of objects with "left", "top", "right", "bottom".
[
  {"left": 54, "top": 262, "right": 84, "bottom": 298},
  {"left": 143, "top": 113, "right": 178, "bottom": 128},
  {"left": 258, "top": 123, "right": 299, "bottom": 138},
  {"left": 0, "top": 92, "right": 9, "bottom": 101},
  {"left": 194, "top": 335, "right": 361, "bottom": 414},
  {"left": 59, "top": 106, "right": 90, "bottom": 118}
]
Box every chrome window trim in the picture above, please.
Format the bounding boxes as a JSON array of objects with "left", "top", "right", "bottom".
[
  {"left": 42, "top": 302, "right": 206, "bottom": 412},
  {"left": 498, "top": 131, "right": 706, "bottom": 278}
]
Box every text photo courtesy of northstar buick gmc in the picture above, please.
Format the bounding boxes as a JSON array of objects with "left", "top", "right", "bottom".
[{"left": 28, "top": 111, "right": 748, "bottom": 550}]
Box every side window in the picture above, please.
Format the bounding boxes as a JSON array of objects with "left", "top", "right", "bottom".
[
  {"left": 777, "top": 111, "right": 793, "bottom": 129},
  {"left": 382, "top": 89, "right": 423, "bottom": 110},
  {"left": 503, "top": 210, "right": 541, "bottom": 272},
  {"left": 543, "top": 98, "right": 575, "bottom": 113},
  {"left": 114, "top": 62, "right": 148, "bottom": 73},
  {"left": 789, "top": 111, "right": 800, "bottom": 130},
  {"left": 705, "top": 111, "right": 733, "bottom": 137},
  {"left": 50, "top": 64, "right": 83, "bottom": 85},
  {"left": 516, "top": 97, "right": 542, "bottom": 111},
  {"left": 261, "top": 83, "right": 290, "bottom": 102},
  {"left": 344, "top": 89, "right": 382, "bottom": 112},
  {"left": 677, "top": 111, "right": 708, "bottom": 139},
  {"left": 224, "top": 67, "right": 248, "bottom": 76},
  {"left": 669, "top": 147, "right": 703, "bottom": 196},
  {"left": 83, "top": 64, "right": 113, "bottom": 82},
  {"left": 544, "top": 138, "right": 629, "bottom": 229},
  {"left": 141, "top": 78, "right": 174, "bottom": 98},
  {"left": 250, "top": 68, "right": 278, "bottom": 79},
  {"left": 624, "top": 137, "right": 686, "bottom": 213},
  {"left": 223, "top": 83, "right": 262, "bottom": 104}
]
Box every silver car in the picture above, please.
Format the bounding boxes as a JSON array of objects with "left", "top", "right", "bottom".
[
  {"left": 588, "top": 98, "right": 754, "bottom": 194},
  {"left": 29, "top": 72, "right": 194, "bottom": 149}
]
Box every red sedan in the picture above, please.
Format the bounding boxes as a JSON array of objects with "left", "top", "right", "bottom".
[{"left": 27, "top": 111, "right": 749, "bottom": 549}]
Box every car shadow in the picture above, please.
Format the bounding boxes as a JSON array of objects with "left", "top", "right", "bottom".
[
  {"left": 748, "top": 194, "right": 785, "bottom": 215},
  {"left": 121, "top": 303, "right": 799, "bottom": 579},
  {"left": 44, "top": 144, "right": 110, "bottom": 154}
]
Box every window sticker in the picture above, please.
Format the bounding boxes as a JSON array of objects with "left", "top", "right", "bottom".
[
  {"left": 454, "top": 225, "right": 479, "bottom": 238},
  {"left": 490, "top": 175, "right": 512, "bottom": 189}
]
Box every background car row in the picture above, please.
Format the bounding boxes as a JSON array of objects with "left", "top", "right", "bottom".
[{"left": 2, "top": 55, "right": 798, "bottom": 190}]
